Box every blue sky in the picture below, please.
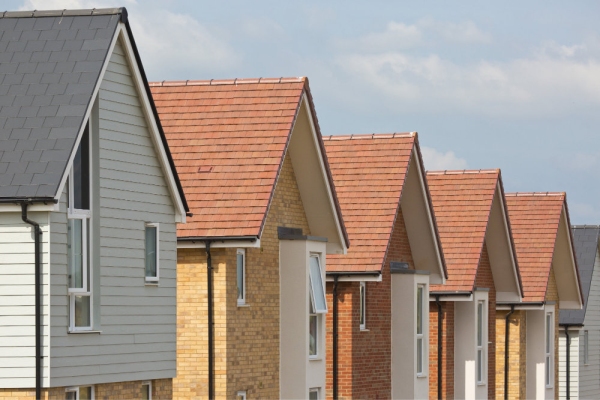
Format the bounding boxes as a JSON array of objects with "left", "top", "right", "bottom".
[{"left": 9, "top": 0, "right": 600, "bottom": 223}]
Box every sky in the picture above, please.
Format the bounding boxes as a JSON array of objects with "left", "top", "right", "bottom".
[{"left": 7, "top": 0, "right": 600, "bottom": 223}]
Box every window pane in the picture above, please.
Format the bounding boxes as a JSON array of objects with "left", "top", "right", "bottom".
[
  {"left": 145, "top": 226, "right": 157, "bottom": 278},
  {"left": 477, "top": 349, "right": 483, "bottom": 382},
  {"left": 237, "top": 252, "right": 244, "bottom": 301},
  {"left": 73, "top": 124, "right": 90, "bottom": 210},
  {"left": 142, "top": 384, "right": 151, "bottom": 400},
  {"left": 359, "top": 283, "right": 365, "bottom": 327},
  {"left": 309, "top": 314, "right": 317, "bottom": 356},
  {"left": 66, "top": 391, "right": 76, "bottom": 400},
  {"left": 417, "top": 337, "right": 423, "bottom": 374},
  {"left": 309, "top": 256, "right": 327, "bottom": 313},
  {"left": 79, "top": 387, "right": 92, "bottom": 400},
  {"left": 417, "top": 286, "right": 423, "bottom": 335},
  {"left": 546, "top": 356, "right": 550, "bottom": 385},
  {"left": 74, "top": 295, "right": 91, "bottom": 327},
  {"left": 68, "top": 219, "right": 84, "bottom": 289},
  {"left": 585, "top": 330, "right": 589, "bottom": 364},
  {"left": 309, "top": 389, "right": 319, "bottom": 400},
  {"left": 477, "top": 302, "right": 483, "bottom": 346},
  {"left": 546, "top": 314, "right": 551, "bottom": 353}
]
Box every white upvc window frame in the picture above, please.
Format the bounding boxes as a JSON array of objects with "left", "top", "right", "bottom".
[
  {"left": 416, "top": 284, "right": 425, "bottom": 377},
  {"left": 237, "top": 248, "right": 246, "bottom": 305},
  {"left": 236, "top": 390, "right": 247, "bottom": 400},
  {"left": 309, "top": 253, "right": 325, "bottom": 360},
  {"left": 145, "top": 223, "right": 159, "bottom": 283},
  {"left": 142, "top": 381, "right": 152, "bottom": 400},
  {"left": 309, "top": 387, "right": 320, "bottom": 400},
  {"left": 359, "top": 281, "right": 366, "bottom": 330},
  {"left": 476, "top": 299, "right": 486, "bottom": 385},
  {"left": 545, "top": 311, "right": 554, "bottom": 388},
  {"left": 65, "top": 386, "right": 94, "bottom": 400},
  {"left": 68, "top": 121, "right": 93, "bottom": 332}
]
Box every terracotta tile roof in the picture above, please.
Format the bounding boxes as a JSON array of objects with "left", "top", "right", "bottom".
[
  {"left": 505, "top": 193, "right": 566, "bottom": 302},
  {"left": 427, "top": 170, "right": 500, "bottom": 292},
  {"left": 323, "top": 133, "right": 416, "bottom": 273},
  {"left": 150, "top": 77, "right": 347, "bottom": 241}
]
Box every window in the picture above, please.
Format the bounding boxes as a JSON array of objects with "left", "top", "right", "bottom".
[
  {"left": 309, "top": 255, "right": 327, "bottom": 313},
  {"left": 65, "top": 386, "right": 94, "bottom": 400},
  {"left": 142, "top": 381, "right": 152, "bottom": 400},
  {"left": 68, "top": 123, "right": 92, "bottom": 331},
  {"left": 584, "top": 330, "right": 589, "bottom": 365},
  {"left": 476, "top": 300, "right": 485, "bottom": 384},
  {"left": 237, "top": 249, "right": 245, "bottom": 305},
  {"left": 416, "top": 284, "right": 424, "bottom": 376},
  {"left": 309, "top": 388, "right": 320, "bottom": 400},
  {"left": 545, "top": 312, "right": 554, "bottom": 387},
  {"left": 359, "top": 281, "right": 366, "bottom": 330},
  {"left": 236, "top": 391, "right": 247, "bottom": 400},
  {"left": 145, "top": 224, "right": 159, "bottom": 282},
  {"left": 309, "top": 312, "right": 318, "bottom": 357}
]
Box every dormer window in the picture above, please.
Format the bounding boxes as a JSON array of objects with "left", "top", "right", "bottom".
[{"left": 68, "top": 122, "right": 93, "bottom": 331}]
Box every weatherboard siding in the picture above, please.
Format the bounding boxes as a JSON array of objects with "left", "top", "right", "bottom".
[
  {"left": 579, "top": 249, "right": 600, "bottom": 398},
  {"left": 558, "top": 333, "right": 579, "bottom": 399},
  {"left": 0, "top": 211, "right": 50, "bottom": 387},
  {"left": 48, "top": 38, "right": 177, "bottom": 386}
]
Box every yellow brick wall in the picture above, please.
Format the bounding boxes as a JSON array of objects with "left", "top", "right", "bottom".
[
  {"left": 0, "top": 379, "right": 171, "bottom": 400},
  {"left": 174, "top": 153, "right": 311, "bottom": 399},
  {"left": 546, "top": 265, "right": 559, "bottom": 400},
  {"left": 495, "top": 309, "right": 526, "bottom": 399}
]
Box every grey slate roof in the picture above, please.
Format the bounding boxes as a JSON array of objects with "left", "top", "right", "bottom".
[
  {"left": 0, "top": 9, "right": 124, "bottom": 200},
  {"left": 560, "top": 225, "right": 600, "bottom": 325}
]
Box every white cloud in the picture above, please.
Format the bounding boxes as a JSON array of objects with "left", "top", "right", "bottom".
[
  {"left": 20, "top": 0, "right": 240, "bottom": 79},
  {"left": 240, "top": 17, "right": 285, "bottom": 40},
  {"left": 421, "top": 147, "right": 468, "bottom": 171},
  {"left": 349, "top": 22, "right": 423, "bottom": 52},
  {"left": 418, "top": 19, "right": 491, "bottom": 44}
]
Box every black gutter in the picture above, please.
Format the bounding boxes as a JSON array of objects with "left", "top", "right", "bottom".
[
  {"left": 564, "top": 324, "right": 572, "bottom": 400},
  {"left": 332, "top": 276, "right": 339, "bottom": 400},
  {"left": 21, "top": 203, "right": 42, "bottom": 400},
  {"left": 0, "top": 197, "right": 57, "bottom": 204},
  {"left": 435, "top": 295, "right": 442, "bottom": 400},
  {"left": 178, "top": 236, "right": 259, "bottom": 243},
  {"left": 206, "top": 240, "right": 214, "bottom": 400},
  {"left": 326, "top": 271, "right": 381, "bottom": 278},
  {"left": 504, "top": 305, "right": 515, "bottom": 400}
]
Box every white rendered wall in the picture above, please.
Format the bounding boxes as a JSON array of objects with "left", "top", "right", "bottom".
[
  {"left": 280, "top": 239, "right": 327, "bottom": 399},
  {"left": 454, "top": 290, "right": 489, "bottom": 400},
  {"left": 558, "top": 331, "right": 579, "bottom": 399},
  {"left": 527, "top": 305, "right": 555, "bottom": 400},
  {"left": 391, "top": 272, "right": 429, "bottom": 400}
]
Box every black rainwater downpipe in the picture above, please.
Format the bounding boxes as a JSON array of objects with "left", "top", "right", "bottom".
[
  {"left": 435, "top": 295, "right": 442, "bottom": 400},
  {"left": 206, "top": 241, "right": 214, "bottom": 400},
  {"left": 565, "top": 325, "right": 571, "bottom": 400},
  {"left": 504, "top": 305, "right": 515, "bottom": 400},
  {"left": 332, "top": 276, "right": 339, "bottom": 400},
  {"left": 21, "top": 203, "right": 42, "bottom": 400}
]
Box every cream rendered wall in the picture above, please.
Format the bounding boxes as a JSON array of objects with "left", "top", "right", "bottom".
[
  {"left": 454, "top": 290, "right": 489, "bottom": 400},
  {"left": 0, "top": 211, "right": 50, "bottom": 387},
  {"left": 391, "top": 271, "right": 429, "bottom": 400},
  {"left": 558, "top": 331, "right": 579, "bottom": 399},
  {"left": 280, "top": 239, "right": 327, "bottom": 399},
  {"left": 527, "top": 304, "right": 556, "bottom": 400}
]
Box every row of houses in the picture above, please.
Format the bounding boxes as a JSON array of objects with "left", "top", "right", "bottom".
[{"left": 0, "top": 7, "right": 598, "bottom": 400}]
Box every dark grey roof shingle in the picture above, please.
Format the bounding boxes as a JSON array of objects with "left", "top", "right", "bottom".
[
  {"left": 560, "top": 226, "right": 600, "bottom": 325},
  {"left": 0, "top": 9, "right": 122, "bottom": 200}
]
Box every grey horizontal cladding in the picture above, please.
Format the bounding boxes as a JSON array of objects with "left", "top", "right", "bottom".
[
  {"left": 0, "top": 13, "right": 120, "bottom": 200},
  {"left": 49, "top": 37, "right": 177, "bottom": 385}
]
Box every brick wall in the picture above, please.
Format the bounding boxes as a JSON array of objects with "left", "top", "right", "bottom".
[
  {"left": 495, "top": 309, "right": 526, "bottom": 399},
  {"left": 0, "top": 379, "right": 171, "bottom": 400},
  {"left": 475, "top": 242, "right": 497, "bottom": 399},
  {"left": 325, "top": 207, "right": 415, "bottom": 399},
  {"left": 174, "top": 153, "right": 310, "bottom": 398},
  {"left": 428, "top": 301, "right": 454, "bottom": 399}
]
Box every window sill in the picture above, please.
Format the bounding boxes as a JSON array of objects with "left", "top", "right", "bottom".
[
  {"left": 68, "top": 330, "right": 101, "bottom": 334},
  {"left": 360, "top": 328, "right": 369, "bottom": 332},
  {"left": 309, "top": 356, "right": 322, "bottom": 362},
  {"left": 145, "top": 281, "right": 159, "bottom": 286},
  {"left": 417, "top": 374, "right": 427, "bottom": 379},
  {"left": 237, "top": 303, "right": 250, "bottom": 308}
]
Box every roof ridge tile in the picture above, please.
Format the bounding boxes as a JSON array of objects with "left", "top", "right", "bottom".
[
  {"left": 426, "top": 169, "right": 500, "bottom": 175},
  {"left": 149, "top": 77, "right": 306, "bottom": 88},
  {"left": 323, "top": 132, "right": 415, "bottom": 141},
  {"left": 505, "top": 192, "right": 566, "bottom": 197}
]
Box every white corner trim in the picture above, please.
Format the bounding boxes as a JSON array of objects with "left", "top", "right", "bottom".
[
  {"left": 301, "top": 93, "right": 347, "bottom": 254},
  {"left": 112, "top": 24, "right": 187, "bottom": 223},
  {"left": 177, "top": 239, "right": 261, "bottom": 249}
]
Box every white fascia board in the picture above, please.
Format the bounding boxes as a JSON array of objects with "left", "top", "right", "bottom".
[
  {"left": 115, "top": 24, "right": 187, "bottom": 223},
  {"left": 177, "top": 239, "right": 261, "bottom": 249},
  {"left": 0, "top": 203, "right": 58, "bottom": 212},
  {"left": 326, "top": 274, "right": 382, "bottom": 282},
  {"left": 429, "top": 294, "right": 473, "bottom": 302},
  {"left": 54, "top": 24, "right": 121, "bottom": 206},
  {"left": 497, "top": 181, "right": 523, "bottom": 299},
  {"left": 302, "top": 93, "right": 347, "bottom": 255},
  {"left": 411, "top": 143, "right": 446, "bottom": 284},
  {"left": 496, "top": 304, "right": 545, "bottom": 311},
  {"left": 562, "top": 204, "right": 583, "bottom": 308}
]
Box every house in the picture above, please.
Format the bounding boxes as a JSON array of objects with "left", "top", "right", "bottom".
[
  {"left": 558, "top": 225, "right": 600, "bottom": 399},
  {"left": 502, "top": 192, "right": 583, "bottom": 400},
  {"left": 426, "top": 169, "right": 523, "bottom": 400},
  {"left": 150, "top": 77, "right": 349, "bottom": 399},
  {"left": 0, "top": 8, "right": 188, "bottom": 400},
  {"left": 321, "top": 133, "right": 447, "bottom": 399}
]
